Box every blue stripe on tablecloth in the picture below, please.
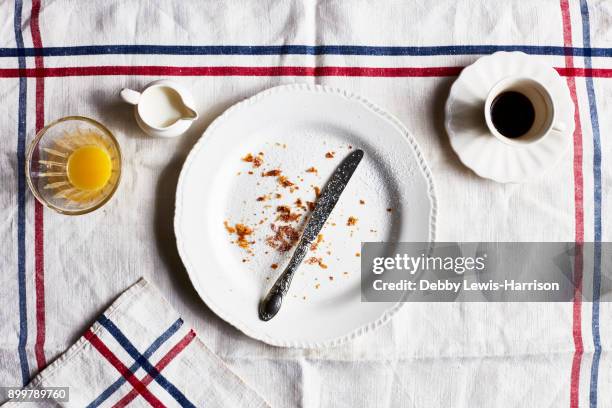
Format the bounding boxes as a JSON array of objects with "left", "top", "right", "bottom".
[
  {"left": 97, "top": 315, "right": 196, "bottom": 408},
  {"left": 86, "top": 318, "right": 184, "bottom": 408},
  {"left": 580, "top": 1, "right": 602, "bottom": 407},
  {"left": 1, "top": 44, "right": 612, "bottom": 57},
  {"left": 13, "top": 0, "right": 29, "bottom": 386}
]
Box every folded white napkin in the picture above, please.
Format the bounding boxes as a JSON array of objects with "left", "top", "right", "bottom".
[{"left": 1, "top": 278, "right": 268, "bottom": 408}]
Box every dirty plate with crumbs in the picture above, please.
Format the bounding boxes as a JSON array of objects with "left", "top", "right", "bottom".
[{"left": 175, "top": 84, "right": 436, "bottom": 347}]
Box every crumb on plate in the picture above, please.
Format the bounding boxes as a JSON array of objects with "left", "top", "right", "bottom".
[
  {"left": 223, "top": 220, "right": 236, "bottom": 234},
  {"left": 278, "top": 175, "right": 295, "bottom": 188},
  {"left": 242, "top": 153, "right": 263, "bottom": 168},
  {"left": 224, "top": 221, "right": 254, "bottom": 250},
  {"left": 310, "top": 234, "right": 324, "bottom": 251},
  {"left": 263, "top": 169, "right": 281, "bottom": 177},
  {"left": 266, "top": 224, "right": 300, "bottom": 252},
  {"left": 235, "top": 223, "right": 254, "bottom": 249},
  {"left": 276, "top": 205, "right": 301, "bottom": 222},
  {"left": 306, "top": 256, "right": 328, "bottom": 269}
]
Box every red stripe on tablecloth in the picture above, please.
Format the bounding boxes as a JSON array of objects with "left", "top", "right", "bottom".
[
  {"left": 30, "top": 0, "right": 46, "bottom": 371},
  {"left": 560, "top": 1, "right": 585, "bottom": 407},
  {"left": 112, "top": 330, "right": 196, "bottom": 408},
  {"left": 84, "top": 330, "right": 166, "bottom": 408},
  {"left": 0, "top": 65, "right": 612, "bottom": 78},
  {"left": 556, "top": 67, "right": 612, "bottom": 77},
  {"left": 0, "top": 65, "right": 462, "bottom": 77}
]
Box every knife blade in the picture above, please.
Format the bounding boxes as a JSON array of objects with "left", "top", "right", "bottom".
[{"left": 259, "top": 149, "right": 364, "bottom": 321}]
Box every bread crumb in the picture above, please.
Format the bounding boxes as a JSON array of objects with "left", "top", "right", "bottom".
[
  {"left": 224, "top": 221, "right": 254, "bottom": 250},
  {"left": 263, "top": 169, "right": 281, "bottom": 177},
  {"left": 325, "top": 151, "right": 335, "bottom": 159},
  {"left": 266, "top": 224, "right": 300, "bottom": 252},
  {"left": 347, "top": 216, "right": 358, "bottom": 226},
  {"left": 235, "top": 224, "right": 254, "bottom": 249},
  {"left": 276, "top": 205, "right": 301, "bottom": 222},
  {"left": 278, "top": 175, "right": 294, "bottom": 188},
  {"left": 310, "top": 234, "right": 324, "bottom": 250},
  {"left": 306, "top": 257, "right": 328, "bottom": 269},
  {"left": 242, "top": 153, "right": 263, "bottom": 168},
  {"left": 223, "top": 220, "right": 236, "bottom": 234}
]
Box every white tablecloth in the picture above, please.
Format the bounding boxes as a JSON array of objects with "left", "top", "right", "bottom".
[{"left": 1, "top": 1, "right": 610, "bottom": 406}]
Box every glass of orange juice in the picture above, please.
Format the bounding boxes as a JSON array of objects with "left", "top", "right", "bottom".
[{"left": 26, "top": 116, "right": 122, "bottom": 215}]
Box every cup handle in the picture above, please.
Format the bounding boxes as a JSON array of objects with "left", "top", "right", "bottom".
[
  {"left": 120, "top": 88, "right": 141, "bottom": 105},
  {"left": 553, "top": 121, "right": 566, "bottom": 132}
]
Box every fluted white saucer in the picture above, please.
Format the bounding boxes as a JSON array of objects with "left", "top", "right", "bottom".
[{"left": 445, "top": 52, "right": 574, "bottom": 183}]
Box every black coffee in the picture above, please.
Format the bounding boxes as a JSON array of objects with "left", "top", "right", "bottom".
[{"left": 490, "top": 91, "right": 535, "bottom": 138}]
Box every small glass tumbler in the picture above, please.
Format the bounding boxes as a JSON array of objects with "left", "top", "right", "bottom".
[{"left": 26, "top": 116, "right": 122, "bottom": 215}]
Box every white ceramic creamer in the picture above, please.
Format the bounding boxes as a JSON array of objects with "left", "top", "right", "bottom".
[{"left": 120, "top": 80, "right": 198, "bottom": 138}]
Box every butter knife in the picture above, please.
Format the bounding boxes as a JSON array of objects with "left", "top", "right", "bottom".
[{"left": 259, "top": 149, "right": 364, "bottom": 321}]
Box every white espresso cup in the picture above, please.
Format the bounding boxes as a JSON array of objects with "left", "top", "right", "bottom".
[{"left": 484, "top": 76, "right": 565, "bottom": 146}]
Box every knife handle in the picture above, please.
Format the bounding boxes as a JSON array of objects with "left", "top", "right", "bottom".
[{"left": 258, "top": 238, "right": 310, "bottom": 321}]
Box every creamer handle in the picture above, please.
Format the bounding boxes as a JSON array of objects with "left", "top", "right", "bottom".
[{"left": 120, "top": 88, "right": 141, "bottom": 105}]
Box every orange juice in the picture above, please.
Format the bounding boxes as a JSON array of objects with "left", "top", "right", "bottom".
[
  {"left": 67, "top": 145, "right": 112, "bottom": 190},
  {"left": 39, "top": 128, "right": 119, "bottom": 204}
]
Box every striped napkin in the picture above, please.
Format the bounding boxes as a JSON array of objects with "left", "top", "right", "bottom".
[{"left": 1, "top": 278, "right": 268, "bottom": 408}]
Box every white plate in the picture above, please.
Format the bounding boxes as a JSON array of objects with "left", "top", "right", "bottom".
[
  {"left": 445, "top": 52, "right": 574, "bottom": 183},
  {"left": 175, "top": 84, "right": 436, "bottom": 348}
]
